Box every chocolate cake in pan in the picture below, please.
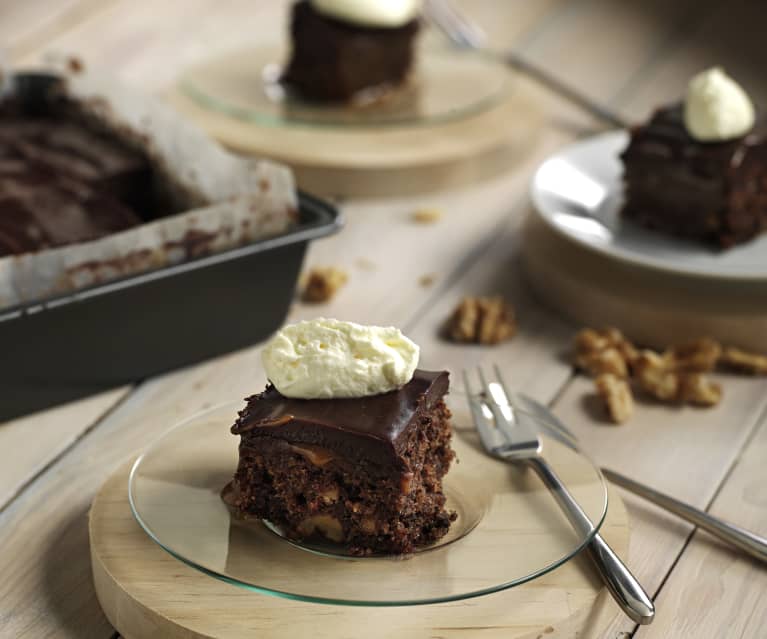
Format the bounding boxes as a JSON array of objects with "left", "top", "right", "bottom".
[{"left": 0, "top": 65, "right": 298, "bottom": 310}]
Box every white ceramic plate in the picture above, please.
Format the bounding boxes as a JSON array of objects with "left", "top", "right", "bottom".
[{"left": 531, "top": 130, "right": 767, "bottom": 280}]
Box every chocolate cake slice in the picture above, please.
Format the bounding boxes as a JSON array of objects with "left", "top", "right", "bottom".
[
  {"left": 621, "top": 104, "right": 767, "bottom": 248},
  {"left": 281, "top": 0, "right": 419, "bottom": 103},
  {"left": 226, "top": 369, "right": 455, "bottom": 555}
]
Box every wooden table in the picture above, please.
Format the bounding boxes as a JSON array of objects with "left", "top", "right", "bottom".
[{"left": 1, "top": 1, "right": 766, "bottom": 637}]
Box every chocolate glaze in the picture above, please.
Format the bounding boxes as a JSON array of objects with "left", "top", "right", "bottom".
[
  {"left": 231, "top": 369, "right": 449, "bottom": 468},
  {"left": 621, "top": 103, "right": 767, "bottom": 247}
]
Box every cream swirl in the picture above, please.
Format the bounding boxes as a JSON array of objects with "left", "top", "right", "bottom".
[
  {"left": 262, "top": 318, "right": 419, "bottom": 399},
  {"left": 684, "top": 67, "right": 755, "bottom": 142}
]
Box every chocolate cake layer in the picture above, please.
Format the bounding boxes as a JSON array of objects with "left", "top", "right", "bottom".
[
  {"left": 232, "top": 369, "right": 448, "bottom": 470},
  {"left": 228, "top": 369, "right": 456, "bottom": 554},
  {"left": 0, "top": 100, "right": 154, "bottom": 257},
  {"left": 621, "top": 104, "right": 767, "bottom": 247},
  {"left": 281, "top": 0, "right": 419, "bottom": 102}
]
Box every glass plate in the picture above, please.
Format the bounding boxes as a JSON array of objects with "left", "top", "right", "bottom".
[
  {"left": 177, "top": 42, "right": 512, "bottom": 128},
  {"left": 129, "top": 399, "right": 607, "bottom": 606}
]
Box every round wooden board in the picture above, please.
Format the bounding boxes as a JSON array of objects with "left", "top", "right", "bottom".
[
  {"left": 90, "top": 461, "right": 630, "bottom": 639},
  {"left": 521, "top": 214, "right": 767, "bottom": 351},
  {"left": 163, "top": 74, "right": 544, "bottom": 198}
]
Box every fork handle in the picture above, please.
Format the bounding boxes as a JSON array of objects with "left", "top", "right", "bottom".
[
  {"left": 527, "top": 458, "right": 655, "bottom": 625},
  {"left": 602, "top": 468, "right": 767, "bottom": 564}
]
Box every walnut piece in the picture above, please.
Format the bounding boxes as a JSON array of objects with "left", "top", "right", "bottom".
[
  {"left": 574, "top": 327, "right": 635, "bottom": 377},
  {"left": 720, "top": 347, "right": 767, "bottom": 375},
  {"left": 679, "top": 373, "right": 722, "bottom": 407},
  {"left": 300, "top": 266, "right": 348, "bottom": 303},
  {"left": 575, "top": 328, "right": 731, "bottom": 422},
  {"left": 411, "top": 208, "right": 443, "bottom": 224},
  {"left": 665, "top": 337, "right": 721, "bottom": 372},
  {"left": 447, "top": 296, "right": 516, "bottom": 345},
  {"left": 634, "top": 350, "right": 679, "bottom": 401},
  {"left": 595, "top": 373, "right": 634, "bottom": 424}
]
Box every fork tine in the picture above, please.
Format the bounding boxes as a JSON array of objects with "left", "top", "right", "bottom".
[
  {"left": 423, "top": 0, "right": 482, "bottom": 49},
  {"left": 478, "top": 365, "right": 541, "bottom": 454},
  {"left": 463, "top": 369, "right": 507, "bottom": 452},
  {"left": 436, "top": 0, "right": 487, "bottom": 47},
  {"left": 477, "top": 366, "right": 516, "bottom": 439},
  {"left": 493, "top": 364, "right": 513, "bottom": 405}
]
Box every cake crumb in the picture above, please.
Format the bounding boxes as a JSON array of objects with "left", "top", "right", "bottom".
[
  {"left": 355, "top": 257, "right": 376, "bottom": 270},
  {"left": 67, "top": 56, "right": 84, "bottom": 73},
  {"left": 412, "top": 208, "right": 443, "bottom": 224},
  {"left": 419, "top": 274, "right": 436, "bottom": 287},
  {"left": 300, "top": 266, "right": 348, "bottom": 303},
  {"left": 446, "top": 296, "right": 516, "bottom": 345}
]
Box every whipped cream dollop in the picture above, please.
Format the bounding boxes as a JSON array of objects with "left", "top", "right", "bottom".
[
  {"left": 684, "top": 67, "right": 755, "bottom": 142},
  {"left": 311, "top": 0, "right": 420, "bottom": 28},
  {"left": 262, "top": 318, "right": 420, "bottom": 399}
]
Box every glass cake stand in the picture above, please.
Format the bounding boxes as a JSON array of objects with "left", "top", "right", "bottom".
[
  {"left": 128, "top": 400, "right": 608, "bottom": 606},
  {"left": 177, "top": 42, "right": 512, "bottom": 128}
]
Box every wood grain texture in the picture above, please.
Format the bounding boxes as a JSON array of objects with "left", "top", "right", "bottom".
[
  {"left": 90, "top": 462, "right": 629, "bottom": 639},
  {"left": 514, "top": 0, "right": 703, "bottom": 118},
  {"left": 635, "top": 418, "right": 767, "bottom": 639},
  {"left": 548, "top": 372, "right": 767, "bottom": 638},
  {"left": 614, "top": 0, "right": 767, "bottom": 120},
  {"left": 0, "top": 388, "right": 129, "bottom": 510}
]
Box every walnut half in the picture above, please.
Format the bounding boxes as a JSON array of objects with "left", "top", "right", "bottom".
[
  {"left": 679, "top": 373, "right": 722, "bottom": 407},
  {"left": 446, "top": 296, "right": 516, "bottom": 345},
  {"left": 574, "top": 327, "right": 635, "bottom": 378},
  {"left": 665, "top": 337, "right": 722, "bottom": 373}
]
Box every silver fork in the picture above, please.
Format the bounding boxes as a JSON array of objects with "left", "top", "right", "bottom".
[
  {"left": 423, "top": 0, "right": 628, "bottom": 129},
  {"left": 464, "top": 365, "right": 655, "bottom": 625},
  {"left": 511, "top": 392, "right": 767, "bottom": 565}
]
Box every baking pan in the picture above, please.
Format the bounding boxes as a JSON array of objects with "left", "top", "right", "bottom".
[{"left": 0, "top": 192, "right": 341, "bottom": 422}]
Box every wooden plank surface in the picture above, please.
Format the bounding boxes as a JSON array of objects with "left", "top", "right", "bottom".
[
  {"left": 635, "top": 418, "right": 767, "bottom": 639},
  {"left": 1, "top": 1, "right": 766, "bottom": 638},
  {"left": 551, "top": 375, "right": 767, "bottom": 638},
  {"left": 613, "top": 0, "right": 767, "bottom": 121},
  {"left": 0, "top": 388, "right": 129, "bottom": 511}
]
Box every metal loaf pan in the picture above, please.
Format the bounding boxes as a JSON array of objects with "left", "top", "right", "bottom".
[{"left": 0, "top": 193, "right": 341, "bottom": 422}]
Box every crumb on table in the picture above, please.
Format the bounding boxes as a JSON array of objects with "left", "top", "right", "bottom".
[
  {"left": 419, "top": 274, "right": 436, "bottom": 287},
  {"left": 411, "top": 208, "right": 443, "bottom": 224},
  {"left": 300, "top": 266, "right": 348, "bottom": 303}
]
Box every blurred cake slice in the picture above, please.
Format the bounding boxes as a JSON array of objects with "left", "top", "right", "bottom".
[
  {"left": 621, "top": 67, "right": 767, "bottom": 248},
  {"left": 281, "top": 0, "right": 420, "bottom": 103}
]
